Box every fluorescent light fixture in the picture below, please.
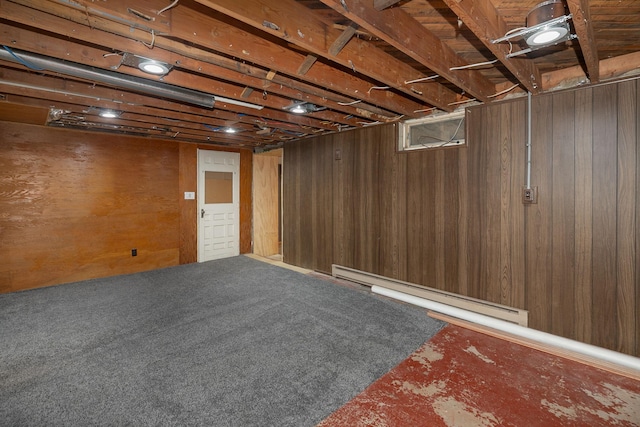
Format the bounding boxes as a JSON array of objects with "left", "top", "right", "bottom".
[{"left": 214, "top": 96, "right": 264, "bottom": 111}]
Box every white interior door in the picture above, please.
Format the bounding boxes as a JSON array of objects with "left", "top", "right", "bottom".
[{"left": 198, "top": 150, "right": 240, "bottom": 262}]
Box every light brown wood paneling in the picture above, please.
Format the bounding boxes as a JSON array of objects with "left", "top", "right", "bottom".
[
  {"left": 253, "top": 151, "right": 281, "bottom": 256},
  {"left": 0, "top": 121, "right": 180, "bottom": 293},
  {"left": 179, "top": 143, "right": 198, "bottom": 264}
]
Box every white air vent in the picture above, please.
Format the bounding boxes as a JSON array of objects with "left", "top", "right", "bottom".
[{"left": 398, "top": 110, "right": 466, "bottom": 151}]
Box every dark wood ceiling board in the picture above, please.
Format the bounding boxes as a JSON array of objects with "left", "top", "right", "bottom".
[
  {"left": 0, "top": 63, "right": 341, "bottom": 136},
  {"left": 192, "top": 0, "right": 461, "bottom": 111},
  {"left": 318, "top": 0, "right": 496, "bottom": 102},
  {"left": 0, "top": 3, "right": 393, "bottom": 125},
  {"left": 2, "top": 0, "right": 422, "bottom": 120}
]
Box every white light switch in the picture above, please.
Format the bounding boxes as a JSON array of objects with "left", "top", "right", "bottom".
[{"left": 184, "top": 191, "right": 195, "bottom": 200}]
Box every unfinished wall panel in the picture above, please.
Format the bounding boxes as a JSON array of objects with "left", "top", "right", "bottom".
[
  {"left": 1, "top": 123, "right": 254, "bottom": 293},
  {"left": 253, "top": 151, "right": 281, "bottom": 257},
  {"left": 0, "top": 122, "right": 179, "bottom": 293},
  {"left": 283, "top": 77, "right": 640, "bottom": 357}
]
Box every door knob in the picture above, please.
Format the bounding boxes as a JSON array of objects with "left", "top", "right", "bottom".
[{"left": 201, "top": 208, "right": 205, "bottom": 218}]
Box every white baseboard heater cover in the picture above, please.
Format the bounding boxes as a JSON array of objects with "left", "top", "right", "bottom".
[{"left": 331, "top": 264, "right": 528, "bottom": 327}]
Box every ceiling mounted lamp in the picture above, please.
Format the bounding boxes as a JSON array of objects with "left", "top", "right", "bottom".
[
  {"left": 98, "top": 109, "right": 122, "bottom": 118},
  {"left": 491, "top": 0, "right": 576, "bottom": 58},
  {"left": 285, "top": 101, "right": 325, "bottom": 115},
  {"left": 525, "top": 0, "right": 570, "bottom": 47},
  {"left": 120, "top": 53, "right": 173, "bottom": 76}
]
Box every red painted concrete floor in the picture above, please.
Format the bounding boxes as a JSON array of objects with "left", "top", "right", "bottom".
[{"left": 318, "top": 324, "right": 640, "bottom": 427}]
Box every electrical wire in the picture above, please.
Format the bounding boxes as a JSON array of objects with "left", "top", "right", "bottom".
[
  {"left": 448, "top": 98, "right": 476, "bottom": 106},
  {"left": 404, "top": 75, "right": 439, "bottom": 84},
  {"left": 367, "top": 85, "right": 390, "bottom": 94},
  {"left": 157, "top": 0, "right": 179, "bottom": 15},
  {"left": 487, "top": 83, "right": 519, "bottom": 98},
  {"left": 337, "top": 99, "right": 362, "bottom": 106},
  {"left": 449, "top": 59, "right": 499, "bottom": 71},
  {"left": 141, "top": 30, "right": 156, "bottom": 49}
]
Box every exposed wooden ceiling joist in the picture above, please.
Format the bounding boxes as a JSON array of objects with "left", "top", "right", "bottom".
[{"left": 0, "top": 0, "right": 638, "bottom": 148}]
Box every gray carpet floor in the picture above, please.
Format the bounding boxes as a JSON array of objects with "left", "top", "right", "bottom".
[{"left": 0, "top": 256, "right": 445, "bottom": 426}]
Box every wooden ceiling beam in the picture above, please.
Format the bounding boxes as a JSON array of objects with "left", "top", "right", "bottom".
[
  {"left": 542, "top": 51, "right": 640, "bottom": 91},
  {"left": 0, "top": 64, "right": 336, "bottom": 135},
  {"left": 442, "top": 0, "right": 543, "bottom": 94},
  {"left": 566, "top": 0, "right": 599, "bottom": 83},
  {"left": 14, "top": 0, "right": 427, "bottom": 118},
  {"left": 0, "top": 4, "right": 393, "bottom": 124},
  {"left": 328, "top": 22, "right": 359, "bottom": 56},
  {"left": 191, "top": 0, "right": 462, "bottom": 111},
  {"left": 373, "top": 0, "right": 402, "bottom": 11},
  {"left": 319, "top": 0, "right": 496, "bottom": 102}
]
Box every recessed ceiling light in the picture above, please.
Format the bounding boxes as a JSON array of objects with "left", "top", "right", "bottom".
[
  {"left": 285, "top": 101, "right": 325, "bottom": 115},
  {"left": 291, "top": 104, "right": 306, "bottom": 114},
  {"left": 138, "top": 59, "right": 171, "bottom": 75},
  {"left": 98, "top": 109, "right": 121, "bottom": 118},
  {"left": 526, "top": 25, "right": 568, "bottom": 47}
]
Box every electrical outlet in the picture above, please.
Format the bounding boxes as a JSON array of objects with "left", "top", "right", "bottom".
[
  {"left": 131, "top": 248, "right": 137, "bottom": 257},
  {"left": 522, "top": 186, "right": 538, "bottom": 204}
]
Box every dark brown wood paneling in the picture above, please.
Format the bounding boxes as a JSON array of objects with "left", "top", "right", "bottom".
[
  {"left": 591, "top": 84, "right": 618, "bottom": 351},
  {"left": 526, "top": 94, "right": 554, "bottom": 333},
  {"left": 282, "top": 78, "right": 640, "bottom": 356},
  {"left": 573, "top": 88, "right": 594, "bottom": 344},
  {"left": 615, "top": 80, "right": 637, "bottom": 355},
  {"left": 551, "top": 90, "right": 576, "bottom": 339},
  {"left": 376, "top": 125, "right": 407, "bottom": 281},
  {"left": 0, "top": 122, "right": 180, "bottom": 293}
]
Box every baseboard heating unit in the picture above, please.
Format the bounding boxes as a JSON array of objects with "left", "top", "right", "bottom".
[{"left": 331, "top": 264, "right": 528, "bottom": 327}]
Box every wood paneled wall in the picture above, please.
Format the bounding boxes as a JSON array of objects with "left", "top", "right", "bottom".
[
  {"left": 1, "top": 122, "right": 252, "bottom": 292},
  {"left": 283, "top": 78, "right": 639, "bottom": 356}
]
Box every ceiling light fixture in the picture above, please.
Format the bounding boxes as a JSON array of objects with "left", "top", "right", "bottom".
[
  {"left": 224, "top": 127, "right": 237, "bottom": 133},
  {"left": 138, "top": 59, "right": 171, "bottom": 75},
  {"left": 98, "top": 109, "right": 122, "bottom": 118},
  {"left": 525, "top": 0, "right": 570, "bottom": 47},
  {"left": 120, "top": 53, "right": 173, "bottom": 76},
  {"left": 491, "top": 0, "right": 575, "bottom": 58},
  {"left": 285, "top": 101, "right": 325, "bottom": 115}
]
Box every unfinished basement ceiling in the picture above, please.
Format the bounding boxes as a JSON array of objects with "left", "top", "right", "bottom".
[{"left": 1, "top": 0, "right": 639, "bottom": 149}]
